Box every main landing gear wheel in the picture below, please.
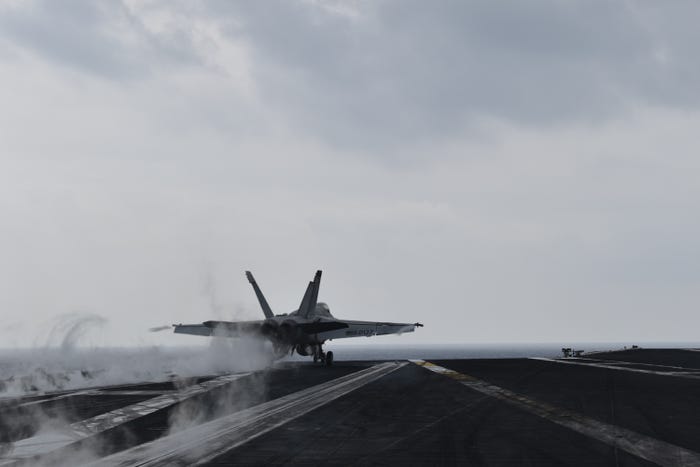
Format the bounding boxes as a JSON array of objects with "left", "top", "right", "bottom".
[{"left": 325, "top": 351, "right": 334, "bottom": 367}]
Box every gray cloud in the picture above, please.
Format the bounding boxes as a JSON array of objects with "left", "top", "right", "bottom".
[
  {"left": 0, "top": 1, "right": 699, "bottom": 346},
  {"left": 214, "top": 0, "right": 700, "bottom": 150},
  {"left": 4, "top": 1, "right": 700, "bottom": 150},
  {"left": 0, "top": 0, "right": 201, "bottom": 79}
]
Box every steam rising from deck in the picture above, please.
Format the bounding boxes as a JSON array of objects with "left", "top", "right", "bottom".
[{"left": 0, "top": 313, "right": 272, "bottom": 396}]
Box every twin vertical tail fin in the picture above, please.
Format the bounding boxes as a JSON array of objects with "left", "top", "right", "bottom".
[
  {"left": 246, "top": 270, "right": 322, "bottom": 319},
  {"left": 298, "top": 270, "right": 322, "bottom": 318},
  {"left": 246, "top": 271, "right": 274, "bottom": 319}
]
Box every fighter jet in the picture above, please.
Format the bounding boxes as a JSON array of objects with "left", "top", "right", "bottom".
[{"left": 173, "top": 270, "right": 423, "bottom": 366}]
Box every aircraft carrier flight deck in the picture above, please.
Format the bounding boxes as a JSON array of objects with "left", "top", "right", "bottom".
[{"left": 2, "top": 348, "right": 700, "bottom": 466}]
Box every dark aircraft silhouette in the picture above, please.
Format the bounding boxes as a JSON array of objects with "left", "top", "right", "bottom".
[{"left": 173, "top": 270, "right": 423, "bottom": 365}]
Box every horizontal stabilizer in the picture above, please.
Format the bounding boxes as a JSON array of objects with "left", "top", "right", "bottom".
[{"left": 299, "top": 321, "right": 348, "bottom": 334}]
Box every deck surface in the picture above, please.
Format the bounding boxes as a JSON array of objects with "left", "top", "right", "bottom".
[{"left": 2, "top": 349, "right": 700, "bottom": 466}]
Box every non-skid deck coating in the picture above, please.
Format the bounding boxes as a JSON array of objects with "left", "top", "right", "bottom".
[{"left": 2, "top": 349, "right": 700, "bottom": 466}]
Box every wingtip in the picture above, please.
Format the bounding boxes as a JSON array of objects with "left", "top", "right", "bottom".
[{"left": 245, "top": 271, "right": 255, "bottom": 283}]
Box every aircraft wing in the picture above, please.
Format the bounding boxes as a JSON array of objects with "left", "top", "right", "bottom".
[
  {"left": 173, "top": 320, "right": 265, "bottom": 338},
  {"left": 174, "top": 319, "right": 350, "bottom": 338},
  {"left": 316, "top": 320, "right": 423, "bottom": 340},
  {"left": 174, "top": 318, "right": 423, "bottom": 340}
]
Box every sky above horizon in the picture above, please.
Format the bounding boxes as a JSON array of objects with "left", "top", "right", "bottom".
[{"left": 1, "top": 0, "right": 699, "bottom": 348}]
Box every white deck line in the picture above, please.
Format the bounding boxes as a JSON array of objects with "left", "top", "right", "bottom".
[
  {"left": 531, "top": 357, "right": 700, "bottom": 379},
  {"left": 14, "top": 390, "right": 178, "bottom": 408},
  {"left": 583, "top": 358, "right": 700, "bottom": 372},
  {"left": 16, "top": 390, "right": 98, "bottom": 408},
  {"left": 89, "top": 361, "right": 406, "bottom": 467},
  {"left": 0, "top": 372, "right": 251, "bottom": 466},
  {"left": 0, "top": 378, "right": 199, "bottom": 404},
  {"left": 412, "top": 360, "right": 700, "bottom": 467}
]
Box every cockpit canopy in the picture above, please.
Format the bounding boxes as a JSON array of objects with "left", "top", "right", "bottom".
[
  {"left": 291, "top": 301, "right": 333, "bottom": 318},
  {"left": 290, "top": 302, "right": 333, "bottom": 318},
  {"left": 314, "top": 302, "right": 333, "bottom": 317}
]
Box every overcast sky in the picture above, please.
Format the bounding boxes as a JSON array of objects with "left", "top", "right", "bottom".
[{"left": 1, "top": 0, "right": 699, "bottom": 347}]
